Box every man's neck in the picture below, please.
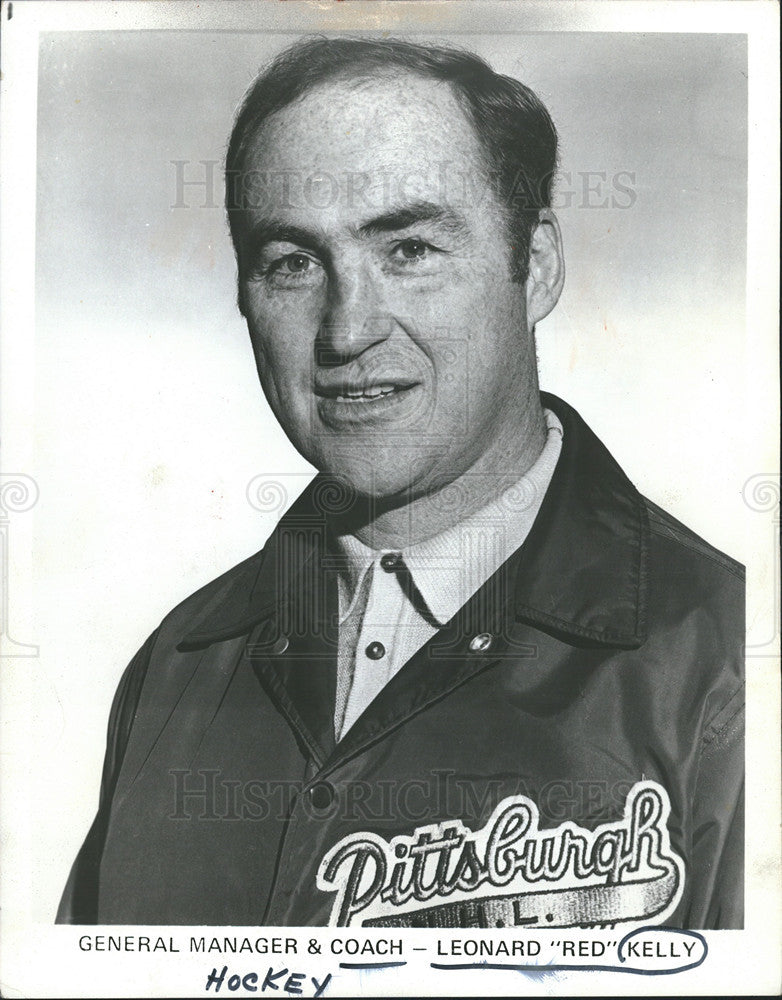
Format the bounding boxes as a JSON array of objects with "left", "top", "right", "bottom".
[{"left": 331, "top": 400, "right": 549, "bottom": 551}]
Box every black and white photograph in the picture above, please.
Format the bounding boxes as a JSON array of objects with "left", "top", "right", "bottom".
[{"left": 1, "top": 1, "right": 779, "bottom": 997}]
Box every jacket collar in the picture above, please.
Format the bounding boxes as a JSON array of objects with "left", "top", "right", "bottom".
[
  {"left": 511, "top": 392, "right": 648, "bottom": 647},
  {"left": 179, "top": 392, "right": 648, "bottom": 652}
]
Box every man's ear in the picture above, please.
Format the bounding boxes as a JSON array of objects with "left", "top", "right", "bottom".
[{"left": 525, "top": 209, "right": 565, "bottom": 329}]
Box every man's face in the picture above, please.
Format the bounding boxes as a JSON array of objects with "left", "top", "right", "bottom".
[{"left": 236, "top": 73, "right": 542, "bottom": 500}]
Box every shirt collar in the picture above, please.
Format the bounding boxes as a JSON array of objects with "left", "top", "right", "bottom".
[
  {"left": 332, "top": 533, "right": 376, "bottom": 624},
  {"left": 331, "top": 409, "right": 563, "bottom": 628}
]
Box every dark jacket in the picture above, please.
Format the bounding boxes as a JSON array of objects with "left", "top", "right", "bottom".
[{"left": 57, "top": 394, "right": 745, "bottom": 928}]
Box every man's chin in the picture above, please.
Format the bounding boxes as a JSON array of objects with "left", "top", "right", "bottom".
[
  {"left": 320, "top": 465, "right": 416, "bottom": 503},
  {"left": 309, "top": 452, "right": 437, "bottom": 514}
]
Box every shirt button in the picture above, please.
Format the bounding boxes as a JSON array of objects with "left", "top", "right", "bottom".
[
  {"left": 308, "top": 782, "right": 335, "bottom": 810},
  {"left": 469, "top": 632, "right": 493, "bottom": 653},
  {"left": 365, "top": 641, "right": 386, "bottom": 660},
  {"left": 380, "top": 552, "right": 403, "bottom": 572}
]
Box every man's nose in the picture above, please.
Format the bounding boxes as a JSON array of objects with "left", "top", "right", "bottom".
[{"left": 316, "top": 271, "right": 395, "bottom": 367}]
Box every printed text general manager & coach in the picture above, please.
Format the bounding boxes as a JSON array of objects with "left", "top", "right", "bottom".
[{"left": 58, "top": 37, "right": 745, "bottom": 929}]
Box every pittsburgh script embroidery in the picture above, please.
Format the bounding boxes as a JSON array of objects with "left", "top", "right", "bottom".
[{"left": 316, "top": 780, "right": 685, "bottom": 928}]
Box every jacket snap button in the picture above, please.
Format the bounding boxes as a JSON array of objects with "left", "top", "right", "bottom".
[
  {"left": 380, "top": 552, "right": 403, "bottom": 572},
  {"left": 469, "top": 632, "right": 493, "bottom": 653},
  {"left": 309, "top": 782, "right": 335, "bottom": 810},
  {"left": 365, "top": 641, "right": 386, "bottom": 660},
  {"left": 271, "top": 635, "right": 289, "bottom": 655}
]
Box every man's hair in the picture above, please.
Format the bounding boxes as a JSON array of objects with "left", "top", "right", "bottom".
[{"left": 225, "top": 36, "right": 558, "bottom": 281}]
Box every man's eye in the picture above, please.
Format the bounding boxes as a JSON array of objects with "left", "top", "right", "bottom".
[
  {"left": 393, "top": 238, "right": 434, "bottom": 262},
  {"left": 259, "top": 251, "right": 323, "bottom": 286},
  {"left": 273, "top": 252, "right": 316, "bottom": 274}
]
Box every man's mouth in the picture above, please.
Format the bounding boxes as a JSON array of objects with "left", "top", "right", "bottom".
[
  {"left": 315, "top": 381, "right": 417, "bottom": 403},
  {"left": 335, "top": 384, "right": 400, "bottom": 403}
]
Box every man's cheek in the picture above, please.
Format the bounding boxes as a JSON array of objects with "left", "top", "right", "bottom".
[
  {"left": 251, "top": 315, "right": 310, "bottom": 368},
  {"left": 252, "top": 344, "right": 303, "bottom": 419},
  {"left": 427, "top": 337, "right": 472, "bottom": 440}
]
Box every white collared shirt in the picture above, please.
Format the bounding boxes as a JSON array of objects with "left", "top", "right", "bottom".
[{"left": 332, "top": 408, "right": 564, "bottom": 739}]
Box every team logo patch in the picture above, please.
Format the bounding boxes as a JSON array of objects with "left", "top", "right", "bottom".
[{"left": 316, "top": 780, "right": 684, "bottom": 928}]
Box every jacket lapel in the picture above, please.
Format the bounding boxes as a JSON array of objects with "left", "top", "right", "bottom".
[{"left": 247, "top": 569, "right": 339, "bottom": 766}]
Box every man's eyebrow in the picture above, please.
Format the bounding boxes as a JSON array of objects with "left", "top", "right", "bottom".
[
  {"left": 239, "top": 201, "right": 468, "bottom": 260},
  {"left": 357, "top": 201, "right": 468, "bottom": 238},
  {"left": 241, "top": 220, "right": 325, "bottom": 257}
]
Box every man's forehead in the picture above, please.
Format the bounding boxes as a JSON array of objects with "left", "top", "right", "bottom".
[
  {"left": 244, "top": 72, "right": 482, "bottom": 173},
  {"left": 237, "top": 73, "right": 490, "bottom": 226}
]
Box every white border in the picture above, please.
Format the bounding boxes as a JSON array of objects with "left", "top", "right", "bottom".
[{"left": 1, "top": 2, "right": 779, "bottom": 997}]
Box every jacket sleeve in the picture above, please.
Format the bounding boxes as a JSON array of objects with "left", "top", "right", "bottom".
[
  {"left": 55, "top": 629, "right": 159, "bottom": 924},
  {"left": 683, "top": 684, "right": 745, "bottom": 929}
]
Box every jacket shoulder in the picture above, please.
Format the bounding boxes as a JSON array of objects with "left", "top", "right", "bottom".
[
  {"left": 643, "top": 496, "right": 745, "bottom": 583},
  {"left": 157, "top": 543, "right": 269, "bottom": 644}
]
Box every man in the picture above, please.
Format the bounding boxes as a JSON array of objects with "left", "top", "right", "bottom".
[{"left": 58, "top": 37, "right": 744, "bottom": 929}]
